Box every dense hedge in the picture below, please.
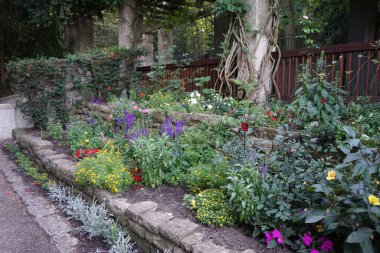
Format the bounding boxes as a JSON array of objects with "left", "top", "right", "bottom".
[{"left": 6, "top": 47, "right": 144, "bottom": 129}]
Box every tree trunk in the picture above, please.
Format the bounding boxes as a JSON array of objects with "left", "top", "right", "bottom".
[
  {"left": 118, "top": 0, "right": 143, "bottom": 48},
  {"left": 282, "top": 0, "right": 296, "bottom": 50},
  {"left": 244, "top": 0, "right": 277, "bottom": 105},
  {"left": 157, "top": 29, "right": 173, "bottom": 64},
  {"left": 66, "top": 18, "right": 94, "bottom": 53},
  {"left": 348, "top": 0, "right": 377, "bottom": 42}
]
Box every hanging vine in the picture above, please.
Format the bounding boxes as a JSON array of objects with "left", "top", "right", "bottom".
[{"left": 214, "top": 0, "right": 281, "bottom": 101}]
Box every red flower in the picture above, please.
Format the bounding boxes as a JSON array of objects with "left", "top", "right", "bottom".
[
  {"left": 241, "top": 122, "right": 249, "bottom": 132},
  {"left": 272, "top": 117, "right": 277, "bottom": 121},
  {"left": 266, "top": 111, "right": 271, "bottom": 117},
  {"left": 84, "top": 149, "right": 91, "bottom": 156},
  {"left": 133, "top": 175, "right": 142, "bottom": 182},
  {"left": 92, "top": 148, "right": 99, "bottom": 154},
  {"left": 140, "top": 92, "right": 145, "bottom": 98},
  {"left": 136, "top": 168, "right": 141, "bottom": 174},
  {"left": 321, "top": 98, "right": 327, "bottom": 105},
  {"left": 75, "top": 149, "right": 82, "bottom": 158},
  {"left": 135, "top": 185, "right": 142, "bottom": 190}
]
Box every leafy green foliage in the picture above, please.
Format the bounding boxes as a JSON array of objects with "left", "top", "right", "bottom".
[
  {"left": 66, "top": 116, "right": 109, "bottom": 153},
  {"left": 302, "top": 127, "right": 380, "bottom": 253},
  {"left": 3, "top": 144, "right": 53, "bottom": 189},
  {"left": 226, "top": 164, "right": 262, "bottom": 223},
  {"left": 46, "top": 118, "right": 64, "bottom": 140},
  {"left": 6, "top": 47, "right": 143, "bottom": 129},
  {"left": 131, "top": 135, "right": 180, "bottom": 187},
  {"left": 291, "top": 52, "right": 346, "bottom": 126},
  {"left": 185, "top": 159, "right": 230, "bottom": 193},
  {"left": 213, "top": 0, "right": 251, "bottom": 17}
]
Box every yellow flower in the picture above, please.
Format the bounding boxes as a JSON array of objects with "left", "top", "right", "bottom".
[
  {"left": 326, "top": 170, "right": 336, "bottom": 180},
  {"left": 316, "top": 224, "right": 324, "bottom": 232},
  {"left": 191, "top": 199, "right": 196, "bottom": 208},
  {"left": 368, "top": 195, "right": 380, "bottom": 206}
]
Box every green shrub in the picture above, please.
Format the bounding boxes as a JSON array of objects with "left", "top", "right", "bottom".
[
  {"left": 74, "top": 147, "right": 133, "bottom": 193},
  {"left": 185, "top": 188, "right": 235, "bottom": 227},
  {"left": 225, "top": 164, "right": 262, "bottom": 224},
  {"left": 131, "top": 135, "right": 180, "bottom": 187},
  {"left": 46, "top": 118, "right": 64, "bottom": 140},
  {"left": 185, "top": 158, "right": 230, "bottom": 193},
  {"left": 302, "top": 126, "right": 380, "bottom": 253}
]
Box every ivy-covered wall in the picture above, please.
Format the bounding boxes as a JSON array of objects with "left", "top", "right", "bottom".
[{"left": 6, "top": 47, "right": 144, "bottom": 129}]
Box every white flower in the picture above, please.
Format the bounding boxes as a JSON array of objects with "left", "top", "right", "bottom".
[
  {"left": 303, "top": 15, "right": 309, "bottom": 20},
  {"left": 310, "top": 121, "right": 319, "bottom": 127},
  {"left": 369, "top": 113, "right": 373, "bottom": 117},
  {"left": 358, "top": 115, "right": 363, "bottom": 121},
  {"left": 361, "top": 134, "right": 369, "bottom": 140},
  {"left": 189, "top": 98, "right": 198, "bottom": 105},
  {"left": 208, "top": 104, "right": 213, "bottom": 109}
]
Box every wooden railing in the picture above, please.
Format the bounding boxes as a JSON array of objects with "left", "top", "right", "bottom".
[{"left": 137, "top": 42, "right": 380, "bottom": 101}]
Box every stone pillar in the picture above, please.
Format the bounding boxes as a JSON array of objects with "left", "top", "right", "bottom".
[
  {"left": 139, "top": 34, "right": 154, "bottom": 66},
  {"left": 157, "top": 29, "right": 173, "bottom": 64},
  {"left": 118, "top": 0, "right": 136, "bottom": 48}
]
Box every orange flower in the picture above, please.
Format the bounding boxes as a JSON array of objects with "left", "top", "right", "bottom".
[{"left": 140, "top": 92, "right": 145, "bottom": 98}]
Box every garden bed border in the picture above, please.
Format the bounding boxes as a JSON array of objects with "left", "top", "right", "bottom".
[{"left": 12, "top": 128, "right": 257, "bottom": 253}]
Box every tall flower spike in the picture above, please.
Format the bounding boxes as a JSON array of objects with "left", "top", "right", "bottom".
[
  {"left": 97, "top": 95, "right": 101, "bottom": 104},
  {"left": 90, "top": 95, "right": 95, "bottom": 104}
]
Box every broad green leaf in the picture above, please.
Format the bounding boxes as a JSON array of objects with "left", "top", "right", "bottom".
[
  {"left": 360, "top": 239, "right": 374, "bottom": 253},
  {"left": 346, "top": 228, "right": 373, "bottom": 243},
  {"left": 267, "top": 239, "right": 277, "bottom": 248},
  {"left": 346, "top": 207, "right": 368, "bottom": 214},
  {"left": 305, "top": 210, "right": 325, "bottom": 223},
  {"left": 343, "top": 126, "right": 357, "bottom": 138}
]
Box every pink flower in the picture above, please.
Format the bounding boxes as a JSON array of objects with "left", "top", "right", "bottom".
[
  {"left": 320, "top": 239, "right": 334, "bottom": 252},
  {"left": 244, "top": 114, "right": 249, "bottom": 120},
  {"left": 265, "top": 231, "right": 272, "bottom": 245},
  {"left": 272, "top": 229, "right": 282, "bottom": 239},
  {"left": 142, "top": 109, "right": 150, "bottom": 114},
  {"left": 310, "top": 249, "right": 319, "bottom": 253},
  {"left": 133, "top": 105, "right": 139, "bottom": 110},
  {"left": 277, "top": 237, "right": 283, "bottom": 244},
  {"left": 302, "top": 233, "right": 313, "bottom": 246}
]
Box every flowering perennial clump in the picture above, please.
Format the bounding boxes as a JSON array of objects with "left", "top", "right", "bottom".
[{"left": 74, "top": 149, "right": 133, "bottom": 193}]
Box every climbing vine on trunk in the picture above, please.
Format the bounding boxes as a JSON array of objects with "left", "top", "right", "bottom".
[{"left": 214, "top": 0, "right": 281, "bottom": 103}]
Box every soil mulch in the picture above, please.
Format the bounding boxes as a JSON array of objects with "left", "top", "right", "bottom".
[{"left": 123, "top": 185, "right": 289, "bottom": 253}]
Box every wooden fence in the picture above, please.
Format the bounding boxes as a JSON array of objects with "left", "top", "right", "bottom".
[{"left": 136, "top": 42, "right": 380, "bottom": 101}]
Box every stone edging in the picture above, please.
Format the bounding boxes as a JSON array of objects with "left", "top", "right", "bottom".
[{"left": 13, "top": 128, "right": 257, "bottom": 253}]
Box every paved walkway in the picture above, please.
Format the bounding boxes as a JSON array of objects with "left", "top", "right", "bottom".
[{"left": 0, "top": 148, "right": 76, "bottom": 253}]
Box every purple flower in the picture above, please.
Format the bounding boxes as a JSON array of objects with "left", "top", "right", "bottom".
[
  {"left": 272, "top": 229, "right": 282, "bottom": 239},
  {"left": 263, "top": 163, "right": 268, "bottom": 177},
  {"left": 161, "top": 117, "right": 174, "bottom": 138},
  {"left": 127, "top": 131, "right": 139, "bottom": 141},
  {"left": 310, "top": 249, "right": 319, "bottom": 253},
  {"left": 140, "top": 128, "right": 149, "bottom": 137},
  {"left": 320, "top": 239, "right": 333, "bottom": 252},
  {"left": 277, "top": 237, "right": 283, "bottom": 244},
  {"left": 302, "top": 233, "right": 313, "bottom": 246},
  {"left": 97, "top": 95, "right": 101, "bottom": 104},
  {"left": 174, "top": 121, "right": 184, "bottom": 136},
  {"left": 265, "top": 231, "right": 272, "bottom": 245},
  {"left": 116, "top": 117, "right": 122, "bottom": 127},
  {"left": 90, "top": 95, "right": 95, "bottom": 104},
  {"left": 123, "top": 111, "right": 135, "bottom": 130}
]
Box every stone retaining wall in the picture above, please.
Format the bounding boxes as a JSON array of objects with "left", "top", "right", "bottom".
[
  {"left": 13, "top": 128, "right": 256, "bottom": 253},
  {"left": 0, "top": 95, "right": 33, "bottom": 139}
]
